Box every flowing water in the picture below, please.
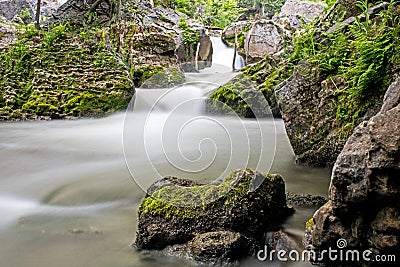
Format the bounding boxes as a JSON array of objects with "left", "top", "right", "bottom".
[{"left": 0, "top": 37, "right": 331, "bottom": 266}]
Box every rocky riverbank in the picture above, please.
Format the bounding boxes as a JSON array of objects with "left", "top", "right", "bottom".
[
  {"left": 210, "top": 0, "right": 400, "bottom": 167},
  {"left": 304, "top": 76, "right": 400, "bottom": 264},
  {"left": 206, "top": 1, "right": 400, "bottom": 264},
  {"left": 0, "top": 0, "right": 212, "bottom": 120}
]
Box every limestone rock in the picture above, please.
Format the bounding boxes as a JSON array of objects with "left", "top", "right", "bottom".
[
  {"left": 135, "top": 169, "right": 293, "bottom": 256},
  {"left": 244, "top": 19, "right": 285, "bottom": 62},
  {"left": 278, "top": 0, "right": 326, "bottom": 22},
  {"left": 164, "top": 231, "right": 255, "bottom": 264},
  {"left": 0, "top": 0, "right": 32, "bottom": 21},
  {"left": 275, "top": 61, "right": 343, "bottom": 166},
  {"left": 53, "top": 0, "right": 213, "bottom": 68},
  {"left": 0, "top": 0, "right": 61, "bottom": 23},
  {"left": 304, "top": 98, "right": 400, "bottom": 263},
  {"left": 0, "top": 21, "right": 19, "bottom": 49}
]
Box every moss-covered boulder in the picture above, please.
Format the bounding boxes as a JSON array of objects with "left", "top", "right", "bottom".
[
  {"left": 207, "top": 56, "right": 287, "bottom": 118},
  {"left": 135, "top": 169, "right": 293, "bottom": 260},
  {"left": 140, "top": 67, "right": 185, "bottom": 89}
]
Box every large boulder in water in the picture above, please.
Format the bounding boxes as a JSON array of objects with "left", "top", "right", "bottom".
[
  {"left": 135, "top": 169, "right": 293, "bottom": 263},
  {"left": 303, "top": 78, "right": 400, "bottom": 264}
]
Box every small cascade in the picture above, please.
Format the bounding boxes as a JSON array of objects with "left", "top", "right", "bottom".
[
  {"left": 132, "top": 37, "right": 242, "bottom": 113},
  {"left": 232, "top": 25, "right": 246, "bottom": 71},
  {"left": 234, "top": 51, "right": 246, "bottom": 69}
]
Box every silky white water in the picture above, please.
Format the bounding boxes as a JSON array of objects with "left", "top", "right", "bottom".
[{"left": 0, "top": 37, "right": 330, "bottom": 267}]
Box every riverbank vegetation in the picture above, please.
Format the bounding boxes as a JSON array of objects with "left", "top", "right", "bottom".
[
  {"left": 211, "top": 0, "right": 400, "bottom": 141},
  {"left": 153, "top": 0, "right": 333, "bottom": 28},
  {"left": 0, "top": 23, "right": 132, "bottom": 120}
]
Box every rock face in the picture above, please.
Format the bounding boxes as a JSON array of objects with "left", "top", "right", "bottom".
[
  {"left": 0, "top": 0, "right": 61, "bottom": 23},
  {"left": 135, "top": 169, "right": 293, "bottom": 263},
  {"left": 274, "top": 61, "right": 340, "bottom": 166},
  {"left": 303, "top": 77, "right": 400, "bottom": 263},
  {"left": 0, "top": 28, "right": 132, "bottom": 120},
  {"left": 244, "top": 19, "right": 285, "bottom": 62},
  {"left": 274, "top": 60, "right": 385, "bottom": 166},
  {"left": 222, "top": 0, "right": 326, "bottom": 63},
  {"left": 0, "top": 0, "right": 32, "bottom": 21},
  {"left": 278, "top": 0, "right": 326, "bottom": 22},
  {"left": 0, "top": 0, "right": 213, "bottom": 120},
  {"left": 53, "top": 0, "right": 213, "bottom": 68}
]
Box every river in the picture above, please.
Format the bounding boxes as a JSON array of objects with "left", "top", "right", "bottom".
[{"left": 0, "top": 37, "right": 331, "bottom": 266}]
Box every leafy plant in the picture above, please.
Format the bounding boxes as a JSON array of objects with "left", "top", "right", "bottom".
[{"left": 178, "top": 19, "right": 199, "bottom": 44}]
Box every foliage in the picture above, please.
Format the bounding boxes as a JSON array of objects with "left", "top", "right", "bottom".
[
  {"left": 155, "top": 0, "right": 240, "bottom": 28},
  {"left": 19, "top": 8, "right": 32, "bottom": 23},
  {"left": 0, "top": 23, "right": 132, "bottom": 119},
  {"left": 288, "top": 0, "right": 400, "bottom": 128},
  {"left": 203, "top": 0, "right": 240, "bottom": 28},
  {"left": 305, "top": 218, "right": 315, "bottom": 229},
  {"left": 238, "top": 0, "right": 286, "bottom": 14},
  {"left": 154, "top": 0, "right": 203, "bottom": 18},
  {"left": 178, "top": 18, "right": 199, "bottom": 44}
]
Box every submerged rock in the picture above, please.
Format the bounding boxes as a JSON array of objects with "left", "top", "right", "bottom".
[
  {"left": 164, "top": 230, "right": 255, "bottom": 264},
  {"left": 135, "top": 169, "right": 293, "bottom": 263},
  {"left": 285, "top": 192, "right": 327, "bottom": 208},
  {"left": 304, "top": 79, "right": 400, "bottom": 264}
]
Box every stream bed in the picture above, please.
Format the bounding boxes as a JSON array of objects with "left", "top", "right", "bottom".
[{"left": 0, "top": 37, "right": 331, "bottom": 266}]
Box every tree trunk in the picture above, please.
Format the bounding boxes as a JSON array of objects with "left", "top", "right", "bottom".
[{"left": 35, "top": 0, "right": 41, "bottom": 30}]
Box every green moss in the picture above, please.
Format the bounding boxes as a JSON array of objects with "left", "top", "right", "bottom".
[
  {"left": 141, "top": 67, "right": 185, "bottom": 88},
  {"left": 138, "top": 169, "right": 278, "bottom": 219},
  {"left": 178, "top": 19, "right": 199, "bottom": 45},
  {"left": 207, "top": 74, "right": 259, "bottom": 117},
  {"left": 0, "top": 23, "right": 132, "bottom": 119},
  {"left": 208, "top": 54, "right": 290, "bottom": 117},
  {"left": 131, "top": 66, "right": 164, "bottom": 86},
  {"left": 305, "top": 217, "right": 315, "bottom": 229}
]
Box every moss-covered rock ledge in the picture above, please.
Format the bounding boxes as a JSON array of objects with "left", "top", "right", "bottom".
[{"left": 135, "top": 169, "right": 293, "bottom": 264}]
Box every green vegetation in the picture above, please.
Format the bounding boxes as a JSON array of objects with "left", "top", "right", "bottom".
[
  {"left": 0, "top": 23, "right": 132, "bottom": 119},
  {"left": 305, "top": 217, "right": 315, "bottom": 229},
  {"left": 210, "top": 0, "right": 400, "bottom": 144},
  {"left": 178, "top": 18, "right": 199, "bottom": 44},
  {"left": 207, "top": 75, "right": 256, "bottom": 117},
  {"left": 154, "top": 0, "right": 240, "bottom": 28},
  {"left": 19, "top": 8, "right": 32, "bottom": 23},
  {"left": 289, "top": 0, "right": 400, "bottom": 132},
  {"left": 140, "top": 67, "right": 185, "bottom": 88},
  {"left": 237, "top": 0, "right": 286, "bottom": 14},
  {"left": 203, "top": 0, "right": 241, "bottom": 28},
  {"left": 138, "top": 169, "right": 281, "bottom": 219}
]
